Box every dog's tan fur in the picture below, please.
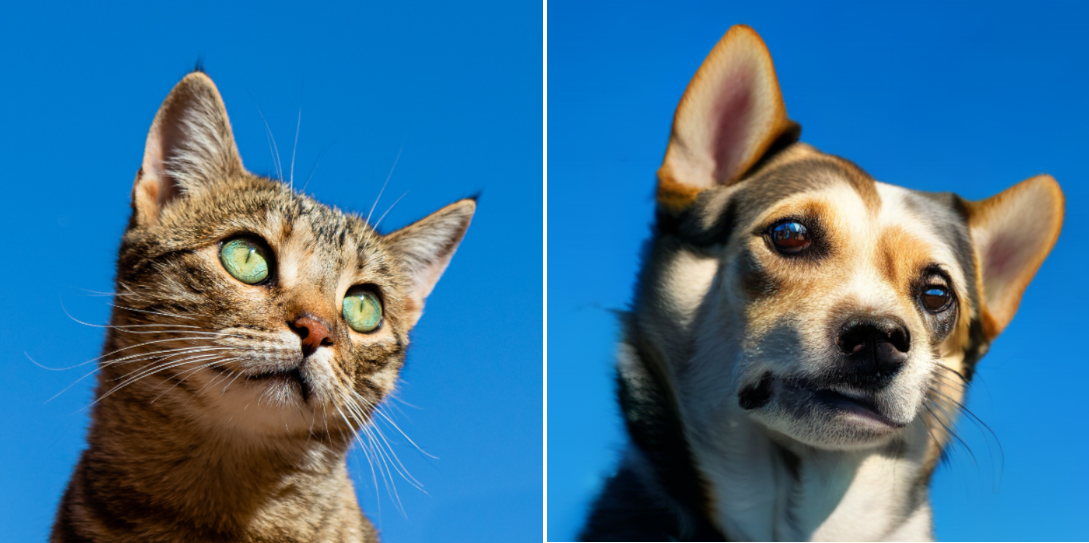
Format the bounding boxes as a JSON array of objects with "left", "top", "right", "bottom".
[
  {"left": 582, "top": 26, "right": 1063, "bottom": 541},
  {"left": 52, "top": 73, "right": 475, "bottom": 542}
]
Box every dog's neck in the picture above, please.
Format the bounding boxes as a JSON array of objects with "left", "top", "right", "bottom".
[
  {"left": 685, "top": 410, "right": 934, "bottom": 541},
  {"left": 618, "top": 337, "right": 936, "bottom": 541}
]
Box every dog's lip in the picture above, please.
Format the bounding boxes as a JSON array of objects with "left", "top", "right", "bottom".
[{"left": 781, "top": 379, "right": 908, "bottom": 428}]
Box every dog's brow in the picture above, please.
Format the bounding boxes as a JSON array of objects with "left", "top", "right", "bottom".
[{"left": 739, "top": 156, "right": 881, "bottom": 214}]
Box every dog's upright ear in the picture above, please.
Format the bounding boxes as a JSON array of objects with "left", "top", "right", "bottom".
[
  {"left": 966, "top": 175, "right": 1063, "bottom": 340},
  {"left": 657, "top": 25, "right": 797, "bottom": 214}
]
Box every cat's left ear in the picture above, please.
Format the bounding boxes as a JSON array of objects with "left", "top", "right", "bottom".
[
  {"left": 386, "top": 198, "right": 476, "bottom": 325},
  {"left": 132, "top": 72, "right": 245, "bottom": 227}
]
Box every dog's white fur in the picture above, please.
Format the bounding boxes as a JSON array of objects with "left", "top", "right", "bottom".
[{"left": 582, "top": 25, "right": 1064, "bottom": 542}]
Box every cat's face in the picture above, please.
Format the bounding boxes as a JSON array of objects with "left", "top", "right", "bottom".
[{"left": 101, "top": 72, "right": 474, "bottom": 439}]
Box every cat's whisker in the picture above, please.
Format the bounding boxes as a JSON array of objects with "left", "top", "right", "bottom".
[
  {"left": 342, "top": 392, "right": 425, "bottom": 505},
  {"left": 372, "top": 191, "right": 409, "bottom": 231},
  {"left": 300, "top": 139, "right": 336, "bottom": 194},
  {"left": 252, "top": 99, "right": 284, "bottom": 182},
  {"left": 192, "top": 365, "right": 238, "bottom": 398},
  {"left": 94, "top": 352, "right": 230, "bottom": 404},
  {"left": 353, "top": 390, "right": 435, "bottom": 459},
  {"left": 289, "top": 108, "right": 301, "bottom": 189},
  {"left": 42, "top": 343, "right": 233, "bottom": 403},
  {"left": 150, "top": 358, "right": 236, "bottom": 403},
  {"left": 59, "top": 297, "right": 200, "bottom": 332},
  {"left": 76, "top": 288, "right": 129, "bottom": 297},
  {"left": 106, "top": 351, "right": 226, "bottom": 390},
  {"left": 365, "top": 144, "right": 404, "bottom": 226},
  {"left": 354, "top": 414, "right": 401, "bottom": 515},
  {"left": 219, "top": 367, "right": 248, "bottom": 395},
  {"left": 336, "top": 403, "right": 383, "bottom": 516},
  {"left": 369, "top": 419, "right": 426, "bottom": 491},
  {"left": 45, "top": 352, "right": 173, "bottom": 402},
  {"left": 370, "top": 426, "right": 409, "bottom": 516},
  {"left": 107, "top": 303, "right": 199, "bottom": 321}
]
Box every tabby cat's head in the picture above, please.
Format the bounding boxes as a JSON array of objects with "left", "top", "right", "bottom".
[{"left": 104, "top": 72, "right": 474, "bottom": 438}]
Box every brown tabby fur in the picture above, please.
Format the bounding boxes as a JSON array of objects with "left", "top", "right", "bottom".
[{"left": 51, "top": 71, "right": 475, "bottom": 543}]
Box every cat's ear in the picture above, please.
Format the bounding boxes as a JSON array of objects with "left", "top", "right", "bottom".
[
  {"left": 131, "top": 72, "right": 244, "bottom": 226},
  {"left": 385, "top": 198, "right": 476, "bottom": 325}
]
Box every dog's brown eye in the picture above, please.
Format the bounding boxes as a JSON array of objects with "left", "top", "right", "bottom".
[
  {"left": 769, "top": 221, "right": 811, "bottom": 253},
  {"left": 921, "top": 287, "right": 952, "bottom": 312}
]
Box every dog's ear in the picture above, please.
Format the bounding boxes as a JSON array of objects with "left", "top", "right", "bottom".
[
  {"left": 657, "top": 25, "right": 797, "bottom": 214},
  {"left": 966, "top": 175, "right": 1063, "bottom": 340}
]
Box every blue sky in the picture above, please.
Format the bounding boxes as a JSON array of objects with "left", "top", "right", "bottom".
[
  {"left": 0, "top": 1, "right": 541, "bottom": 541},
  {"left": 548, "top": 1, "right": 1088, "bottom": 541}
]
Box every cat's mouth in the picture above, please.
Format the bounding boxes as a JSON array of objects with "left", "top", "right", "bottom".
[{"left": 246, "top": 367, "right": 312, "bottom": 401}]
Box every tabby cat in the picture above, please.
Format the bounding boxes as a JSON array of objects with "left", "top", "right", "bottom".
[{"left": 51, "top": 71, "right": 475, "bottom": 542}]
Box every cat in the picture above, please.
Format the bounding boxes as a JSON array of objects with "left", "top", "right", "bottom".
[{"left": 51, "top": 71, "right": 475, "bottom": 543}]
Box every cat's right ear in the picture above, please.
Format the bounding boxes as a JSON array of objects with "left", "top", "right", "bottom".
[
  {"left": 131, "top": 72, "right": 244, "bottom": 227},
  {"left": 386, "top": 198, "right": 476, "bottom": 327}
]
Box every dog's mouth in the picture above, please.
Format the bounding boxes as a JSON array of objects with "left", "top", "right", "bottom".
[
  {"left": 740, "top": 373, "right": 909, "bottom": 430},
  {"left": 807, "top": 385, "right": 905, "bottom": 428}
]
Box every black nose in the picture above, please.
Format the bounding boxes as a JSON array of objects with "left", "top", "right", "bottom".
[{"left": 836, "top": 315, "right": 910, "bottom": 389}]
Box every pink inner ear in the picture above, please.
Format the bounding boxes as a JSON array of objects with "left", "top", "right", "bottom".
[
  {"left": 711, "top": 69, "right": 754, "bottom": 185},
  {"left": 985, "top": 236, "right": 1021, "bottom": 284}
]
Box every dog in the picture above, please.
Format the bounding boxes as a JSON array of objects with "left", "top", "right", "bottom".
[{"left": 580, "top": 25, "right": 1064, "bottom": 541}]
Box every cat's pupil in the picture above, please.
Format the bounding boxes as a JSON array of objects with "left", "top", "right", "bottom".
[
  {"left": 343, "top": 289, "right": 383, "bottom": 333},
  {"left": 220, "top": 238, "right": 271, "bottom": 284}
]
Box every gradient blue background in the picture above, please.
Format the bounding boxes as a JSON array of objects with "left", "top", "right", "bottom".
[
  {"left": 0, "top": 2, "right": 541, "bottom": 541},
  {"left": 549, "top": 1, "right": 1087, "bottom": 541}
]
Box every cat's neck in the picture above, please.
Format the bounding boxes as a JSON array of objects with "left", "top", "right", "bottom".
[{"left": 74, "top": 372, "right": 367, "bottom": 541}]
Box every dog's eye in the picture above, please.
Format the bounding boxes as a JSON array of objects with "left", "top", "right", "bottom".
[
  {"left": 769, "top": 221, "right": 811, "bottom": 253},
  {"left": 921, "top": 287, "right": 952, "bottom": 312}
]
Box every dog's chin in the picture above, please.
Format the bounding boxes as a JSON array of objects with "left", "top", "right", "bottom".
[{"left": 739, "top": 374, "right": 915, "bottom": 450}]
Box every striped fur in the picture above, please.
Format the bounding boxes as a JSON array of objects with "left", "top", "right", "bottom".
[{"left": 52, "top": 72, "right": 474, "bottom": 542}]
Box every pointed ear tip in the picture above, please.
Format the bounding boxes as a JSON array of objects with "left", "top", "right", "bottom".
[
  {"left": 723, "top": 24, "right": 770, "bottom": 50},
  {"left": 172, "top": 71, "right": 221, "bottom": 97},
  {"left": 454, "top": 197, "right": 477, "bottom": 213},
  {"left": 1022, "top": 174, "right": 1065, "bottom": 219},
  {"left": 1031, "top": 173, "right": 1063, "bottom": 198},
  {"left": 727, "top": 24, "right": 760, "bottom": 39}
]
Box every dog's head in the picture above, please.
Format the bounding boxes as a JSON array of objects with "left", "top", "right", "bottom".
[{"left": 629, "top": 26, "right": 1063, "bottom": 452}]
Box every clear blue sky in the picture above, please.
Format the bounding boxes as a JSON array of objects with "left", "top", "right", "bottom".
[
  {"left": 549, "top": 1, "right": 1088, "bottom": 541},
  {"left": 0, "top": 1, "right": 541, "bottom": 541}
]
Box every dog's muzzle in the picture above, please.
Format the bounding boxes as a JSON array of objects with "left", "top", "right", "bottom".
[{"left": 834, "top": 315, "right": 910, "bottom": 389}]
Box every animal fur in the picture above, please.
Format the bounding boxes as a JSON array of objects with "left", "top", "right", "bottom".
[
  {"left": 52, "top": 72, "right": 475, "bottom": 543},
  {"left": 581, "top": 26, "right": 1063, "bottom": 542}
]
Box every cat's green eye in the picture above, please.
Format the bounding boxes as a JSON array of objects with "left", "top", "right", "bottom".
[
  {"left": 343, "top": 288, "right": 383, "bottom": 333},
  {"left": 220, "top": 238, "right": 270, "bottom": 284}
]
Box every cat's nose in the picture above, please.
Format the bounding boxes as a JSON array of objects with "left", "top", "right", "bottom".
[{"left": 291, "top": 316, "right": 334, "bottom": 357}]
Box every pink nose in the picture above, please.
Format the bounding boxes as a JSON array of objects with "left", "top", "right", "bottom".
[{"left": 292, "top": 316, "right": 334, "bottom": 356}]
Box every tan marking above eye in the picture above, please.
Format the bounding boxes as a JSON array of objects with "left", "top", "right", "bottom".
[{"left": 875, "top": 225, "right": 932, "bottom": 287}]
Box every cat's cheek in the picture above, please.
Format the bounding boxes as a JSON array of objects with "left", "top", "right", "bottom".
[{"left": 366, "top": 364, "right": 400, "bottom": 396}]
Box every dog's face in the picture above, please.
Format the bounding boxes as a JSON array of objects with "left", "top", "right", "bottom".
[{"left": 635, "top": 26, "right": 1062, "bottom": 452}]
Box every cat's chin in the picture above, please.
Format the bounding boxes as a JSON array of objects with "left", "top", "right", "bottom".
[
  {"left": 243, "top": 367, "right": 312, "bottom": 401},
  {"left": 199, "top": 348, "right": 364, "bottom": 437}
]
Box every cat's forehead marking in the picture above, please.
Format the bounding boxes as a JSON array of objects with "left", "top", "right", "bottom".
[{"left": 273, "top": 197, "right": 345, "bottom": 289}]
